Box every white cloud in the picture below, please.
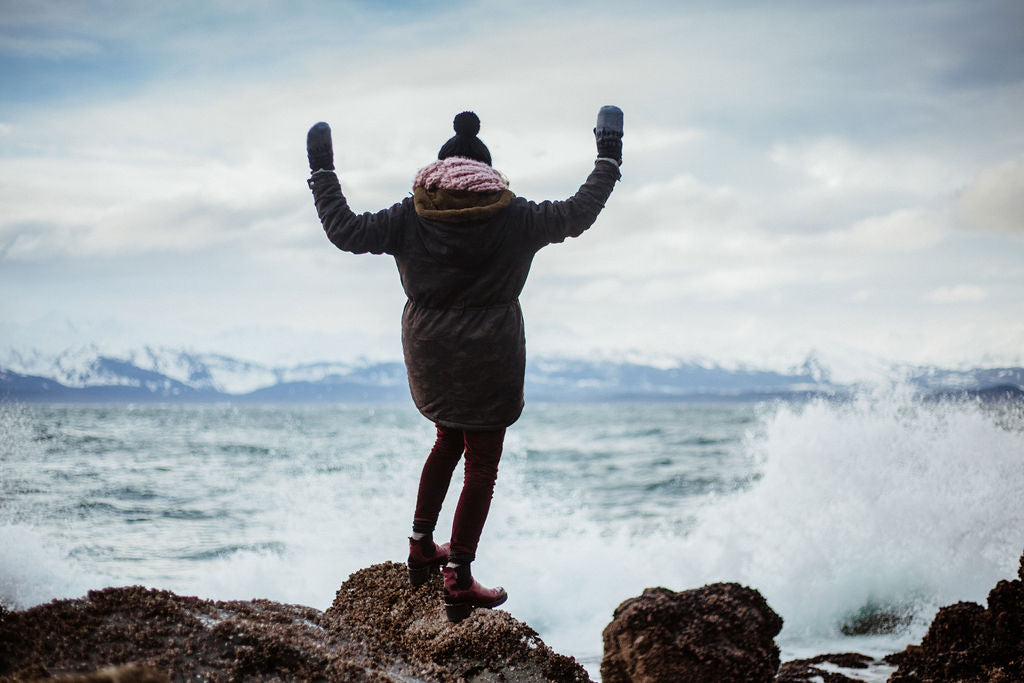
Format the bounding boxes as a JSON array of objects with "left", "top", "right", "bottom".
[
  {"left": 925, "top": 285, "right": 988, "bottom": 304},
  {"left": 0, "top": 152, "right": 309, "bottom": 259},
  {"left": 614, "top": 172, "right": 745, "bottom": 235},
  {"left": 1, "top": 1, "right": 1023, "bottom": 369},
  {"left": 769, "top": 137, "right": 958, "bottom": 195},
  {"left": 824, "top": 208, "right": 949, "bottom": 251},
  {"left": 685, "top": 265, "right": 801, "bottom": 302},
  {"left": 627, "top": 126, "right": 703, "bottom": 154},
  {"left": 956, "top": 156, "right": 1024, "bottom": 234}
]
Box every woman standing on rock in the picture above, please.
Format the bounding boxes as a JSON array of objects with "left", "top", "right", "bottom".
[{"left": 306, "top": 107, "right": 623, "bottom": 621}]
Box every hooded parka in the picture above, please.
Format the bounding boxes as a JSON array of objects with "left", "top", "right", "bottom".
[{"left": 309, "top": 159, "right": 620, "bottom": 430}]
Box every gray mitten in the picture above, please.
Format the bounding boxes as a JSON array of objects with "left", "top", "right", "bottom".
[
  {"left": 307, "top": 122, "right": 334, "bottom": 172},
  {"left": 594, "top": 105, "right": 623, "bottom": 165}
]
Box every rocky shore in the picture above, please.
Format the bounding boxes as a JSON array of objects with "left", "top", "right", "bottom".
[
  {"left": 885, "top": 547, "right": 1024, "bottom": 682},
  {"left": 601, "top": 582, "right": 783, "bottom": 682},
  {"left": 0, "top": 562, "right": 588, "bottom": 682},
  {"left": 1, "top": 549, "right": 1021, "bottom": 682}
]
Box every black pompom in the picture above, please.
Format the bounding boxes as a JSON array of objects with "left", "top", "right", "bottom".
[{"left": 453, "top": 111, "right": 480, "bottom": 137}]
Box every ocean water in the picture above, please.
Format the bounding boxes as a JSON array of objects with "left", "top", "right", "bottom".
[{"left": 2, "top": 387, "right": 1023, "bottom": 680}]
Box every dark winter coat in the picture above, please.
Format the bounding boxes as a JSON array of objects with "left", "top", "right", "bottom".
[{"left": 309, "top": 160, "right": 620, "bottom": 429}]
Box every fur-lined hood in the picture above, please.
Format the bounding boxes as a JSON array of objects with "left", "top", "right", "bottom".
[{"left": 412, "top": 157, "right": 515, "bottom": 223}]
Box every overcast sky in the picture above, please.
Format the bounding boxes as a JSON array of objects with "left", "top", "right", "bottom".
[{"left": 2, "top": 0, "right": 1022, "bottom": 371}]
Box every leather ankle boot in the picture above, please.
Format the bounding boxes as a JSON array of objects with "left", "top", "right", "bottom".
[
  {"left": 407, "top": 536, "right": 450, "bottom": 586},
  {"left": 442, "top": 563, "right": 507, "bottom": 622}
]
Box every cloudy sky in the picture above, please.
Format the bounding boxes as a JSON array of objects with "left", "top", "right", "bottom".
[{"left": 2, "top": 0, "right": 1022, "bottom": 371}]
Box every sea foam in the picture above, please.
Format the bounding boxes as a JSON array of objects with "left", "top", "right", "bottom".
[
  {"left": 482, "top": 385, "right": 1024, "bottom": 662},
  {"left": 2, "top": 389, "right": 1022, "bottom": 672}
]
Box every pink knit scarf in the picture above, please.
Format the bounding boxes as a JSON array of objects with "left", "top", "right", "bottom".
[{"left": 413, "top": 157, "right": 509, "bottom": 193}]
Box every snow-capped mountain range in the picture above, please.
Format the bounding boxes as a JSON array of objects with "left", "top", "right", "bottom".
[{"left": 1, "top": 345, "right": 1022, "bottom": 403}]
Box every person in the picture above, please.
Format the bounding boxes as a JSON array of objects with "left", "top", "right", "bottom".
[{"left": 306, "top": 107, "right": 623, "bottom": 622}]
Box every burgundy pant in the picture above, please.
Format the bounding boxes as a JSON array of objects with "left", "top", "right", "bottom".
[{"left": 412, "top": 424, "right": 505, "bottom": 562}]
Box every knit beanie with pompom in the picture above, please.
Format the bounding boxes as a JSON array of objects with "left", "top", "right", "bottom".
[{"left": 437, "top": 111, "right": 492, "bottom": 166}]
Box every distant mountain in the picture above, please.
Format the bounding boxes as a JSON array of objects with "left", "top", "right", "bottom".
[
  {"left": 522, "top": 356, "right": 833, "bottom": 401},
  {"left": 0, "top": 346, "right": 409, "bottom": 403},
  {"left": 1, "top": 346, "right": 1021, "bottom": 403},
  {"left": 904, "top": 365, "right": 1024, "bottom": 392}
]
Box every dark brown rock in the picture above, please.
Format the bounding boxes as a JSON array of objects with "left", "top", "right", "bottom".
[
  {"left": 324, "top": 561, "right": 592, "bottom": 682},
  {"left": 600, "top": 582, "right": 783, "bottom": 683},
  {"left": 0, "top": 562, "right": 591, "bottom": 682},
  {"left": 775, "top": 652, "right": 875, "bottom": 682},
  {"left": 888, "top": 548, "right": 1024, "bottom": 682},
  {"left": 839, "top": 603, "right": 914, "bottom": 636},
  {"left": 45, "top": 663, "right": 170, "bottom": 681}
]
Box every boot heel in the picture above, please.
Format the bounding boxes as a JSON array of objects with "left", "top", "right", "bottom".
[
  {"left": 445, "top": 601, "right": 472, "bottom": 623},
  {"left": 408, "top": 565, "right": 431, "bottom": 587}
]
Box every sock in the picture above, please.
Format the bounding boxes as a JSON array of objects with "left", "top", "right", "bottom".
[
  {"left": 446, "top": 562, "right": 471, "bottom": 589},
  {"left": 411, "top": 531, "right": 426, "bottom": 541}
]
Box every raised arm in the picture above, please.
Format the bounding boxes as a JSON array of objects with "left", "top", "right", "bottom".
[
  {"left": 306, "top": 122, "right": 403, "bottom": 256},
  {"left": 523, "top": 106, "right": 623, "bottom": 249}
]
